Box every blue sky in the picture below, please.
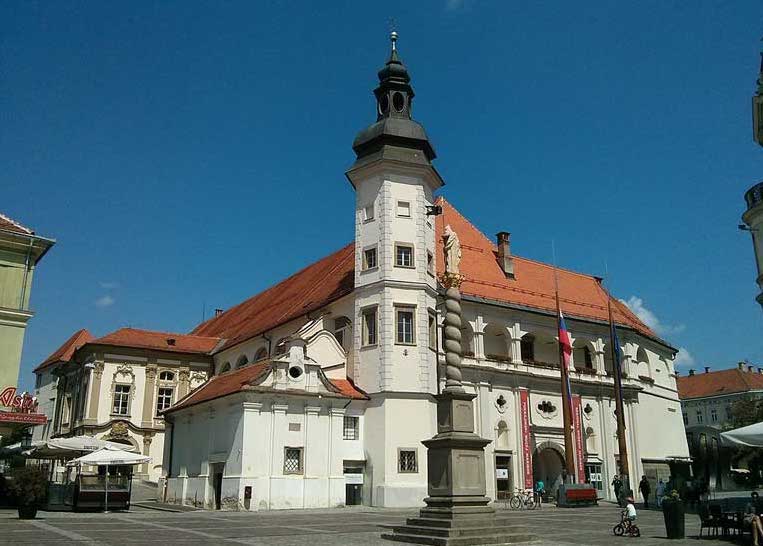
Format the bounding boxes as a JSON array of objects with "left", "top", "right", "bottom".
[{"left": 3, "top": 1, "right": 762, "bottom": 391}]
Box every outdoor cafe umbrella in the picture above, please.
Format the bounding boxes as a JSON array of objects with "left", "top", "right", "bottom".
[
  {"left": 25, "top": 436, "right": 138, "bottom": 459},
  {"left": 720, "top": 422, "right": 763, "bottom": 448},
  {"left": 66, "top": 446, "right": 150, "bottom": 513}
]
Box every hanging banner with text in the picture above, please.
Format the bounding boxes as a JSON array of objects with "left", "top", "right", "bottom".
[
  {"left": 571, "top": 395, "right": 586, "bottom": 484},
  {"left": 520, "top": 389, "right": 533, "bottom": 489}
]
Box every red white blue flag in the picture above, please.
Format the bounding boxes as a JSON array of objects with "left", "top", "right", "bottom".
[{"left": 558, "top": 310, "right": 573, "bottom": 400}]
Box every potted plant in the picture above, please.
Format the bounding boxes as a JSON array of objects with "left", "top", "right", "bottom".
[
  {"left": 7, "top": 466, "right": 48, "bottom": 519},
  {"left": 661, "top": 489, "right": 685, "bottom": 539}
]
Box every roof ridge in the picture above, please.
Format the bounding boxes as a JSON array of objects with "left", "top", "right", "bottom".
[
  {"left": 0, "top": 212, "right": 33, "bottom": 234},
  {"left": 107, "top": 326, "right": 219, "bottom": 340}
]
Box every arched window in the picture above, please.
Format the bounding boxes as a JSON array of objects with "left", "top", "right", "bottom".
[
  {"left": 496, "top": 421, "right": 509, "bottom": 449},
  {"left": 219, "top": 362, "right": 231, "bottom": 374},
  {"left": 236, "top": 355, "right": 249, "bottom": 369},
  {"left": 572, "top": 343, "right": 594, "bottom": 370},
  {"left": 333, "top": 316, "right": 352, "bottom": 350},
  {"left": 159, "top": 371, "right": 174, "bottom": 381},
  {"left": 636, "top": 347, "right": 650, "bottom": 379},
  {"left": 254, "top": 347, "right": 268, "bottom": 361},
  {"left": 520, "top": 334, "right": 535, "bottom": 362},
  {"left": 484, "top": 323, "right": 509, "bottom": 362}
]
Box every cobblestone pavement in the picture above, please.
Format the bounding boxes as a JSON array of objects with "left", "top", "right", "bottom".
[{"left": 0, "top": 503, "right": 746, "bottom": 545}]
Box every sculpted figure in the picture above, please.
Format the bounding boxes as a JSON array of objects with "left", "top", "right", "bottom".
[{"left": 442, "top": 224, "right": 462, "bottom": 275}]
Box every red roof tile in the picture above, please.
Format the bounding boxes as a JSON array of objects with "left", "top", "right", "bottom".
[
  {"left": 191, "top": 244, "right": 355, "bottom": 350},
  {"left": 34, "top": 329, "right": 94, "bottom": 372},
  {"left": 677, "top": 368, "right": 763, "bottom": 400},
  {"left": 88, "top": 327, "right": 220, "bottom": 355},
  {"left": 168, "top": 362, "right": 367, "bottom": 413},
  {"left": 434, "top": 198, "right": 659, "bottom": 341},
  {"left": 0, "top": 213, "right": 34, "bottom": 235}
]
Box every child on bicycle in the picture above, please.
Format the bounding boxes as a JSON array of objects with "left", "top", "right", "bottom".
[{"left": 625, "top": 496, "right": 637, "bottom": 523}]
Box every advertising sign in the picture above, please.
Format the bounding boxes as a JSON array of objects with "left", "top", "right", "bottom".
[
  {"left": 571, "top": 395, "right": 586, "bottom": 484},
  {"left": 520, "top": 389, "right": 533, "bottom": 489}
]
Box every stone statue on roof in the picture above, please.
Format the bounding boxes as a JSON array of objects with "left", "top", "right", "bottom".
[{"left": 442, "top": 224, "right": 461, "bottom": 275}]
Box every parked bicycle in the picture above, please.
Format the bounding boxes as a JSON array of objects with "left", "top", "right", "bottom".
[
  {"left": 613, "top": 509, "right": 640, "bottom": 537},
  {"left": 509, "top": 488, "right": 536, "bottom": 510}
]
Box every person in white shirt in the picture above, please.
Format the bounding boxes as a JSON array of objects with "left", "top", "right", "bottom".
[
  {"left": 625, "top": 496, "right": 638, "bottom": 523},
  {"left": 656, "top": 479, "right": 666, "bottom": 508}
]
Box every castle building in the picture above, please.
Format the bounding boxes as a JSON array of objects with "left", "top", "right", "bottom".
[{"left": 37, "top": 35, "right": 690, "bottom": 509}]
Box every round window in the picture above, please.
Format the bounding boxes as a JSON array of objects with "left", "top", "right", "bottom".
[
  {"left": 392, "top": 92, "right": 405, "bottom": 112},
  {"left": 288, "top": 366, "right": 303, "bottom": 379}
]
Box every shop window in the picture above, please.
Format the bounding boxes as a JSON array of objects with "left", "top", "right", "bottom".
[
  {"left": 343, "top": 416, "right": 359, "bottom": 440},
  {"left": 585, "top": 464, "right": 603, "bottom": 490},
  {"left": 284, "top": 447, "right": 303, "bottom": 474},
  {"left": 398, "top": 449, "right": 418, "bottom": 473}
]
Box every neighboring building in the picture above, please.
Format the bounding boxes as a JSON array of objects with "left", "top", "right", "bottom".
[
  {"left": 34, "top": 328, "right": 215, "bottom": 481},
  {"left": 677, "top": 363, "right": 763, "bottom": 490},
  {"left": 156, "top": 35, "right": 689, "bottom": 510},
  {"left": 0, "top": 213, "right": 54, "bottom": 438}
]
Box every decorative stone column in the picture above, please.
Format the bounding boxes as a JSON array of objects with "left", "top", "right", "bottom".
[
  {"left": 86, "top": 361, "right": 104, "bottom": 424},
  {"left": 383, "top": 272, "right": 533, "bottom": 544},
  {"left": 141, "top": 364, "right": 157, "bottom": 428}
]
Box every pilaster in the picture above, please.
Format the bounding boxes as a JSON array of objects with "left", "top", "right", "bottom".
[
  {"left": 86, "top": 361, "right": 104, "bottom": 424},
  {"left": 141, "top": 363, "right": 158, "bottom": 428},
  {"left": 177, "top": 365, "right": 190, "bottom": 398}
]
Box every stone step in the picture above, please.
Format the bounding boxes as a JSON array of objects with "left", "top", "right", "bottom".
[
  {"left": 389, "top": 524, "right": 530, "bottom": 539},
  {"left": 405, "top": 516, "right": 517, "bottom": 529},
  {"left": 381, "top": 531, "right": 536, "bottom": 545}
]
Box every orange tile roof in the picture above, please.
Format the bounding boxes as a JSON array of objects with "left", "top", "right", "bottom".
[
  {"left": 677, "top": 367, "right": 763, "bottom": 400},
  {"left": 434, "top": 198, "right": 660, "bottom": 342},
  {"left": 34, "top": 329, "right": 94, "bottom": 372},
  {"left": 168, "top": 362, "right": 367, "bottom": 413},
  {"left": 191, "top": 243, "right": 355, "bottom": 350},
  {"left": 87, "top": 327, "right": 220, "bottom": 355},
  {"left": 0, "top": 213, "right": 34, "bottom": 235}
]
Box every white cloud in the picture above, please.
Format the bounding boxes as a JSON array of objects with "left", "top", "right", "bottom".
[
  {"left": 99, "top": 281, "right": 119, "bottom": 289},
  {"left": 674, "top": 347, "right": 695, "bottom": 368},
  {"left": 95, "top": 295, "right": 115, "bottom": 308},
  {"left": 621, "top": 296, "right": 685, "bottom": 337}
]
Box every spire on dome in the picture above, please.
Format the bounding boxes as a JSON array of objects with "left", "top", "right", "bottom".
[{"left": 757, "top": 42, "right": 763, "bottom": 96}]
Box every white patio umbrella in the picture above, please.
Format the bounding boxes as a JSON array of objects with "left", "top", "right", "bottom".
[
  {"left": 720, "top": 422, "right": 763, "bottom": 447},
  {"left": 26, "top": 436, "right": 137, "bottom": 458},
  {"left": 66, "top": 446, "right": 150, "bottom": 513}
]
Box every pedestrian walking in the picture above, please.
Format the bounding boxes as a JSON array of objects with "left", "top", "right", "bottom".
[
  {"left": 612, "top": 475, "right": 623, "bottom": 503},
  {"left": 534, "top": 479, "right": 545, "bottom": 508},
  {"left": 655, "top": 478, "right": 665, "bottom": 508},
  {"left": 639, "top": 475, "right": 651, "bottom": 509}
]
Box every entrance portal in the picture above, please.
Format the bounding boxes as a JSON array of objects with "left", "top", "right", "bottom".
[
  {"left": 533, "top": 446, "right": 564, "bottom": 499},
  {"left": 495, "top": 455, "right": 512, "bottom": 500}
]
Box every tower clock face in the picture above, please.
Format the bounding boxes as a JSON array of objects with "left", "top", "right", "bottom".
[{"left": 378, "top": 94, "right": 389, "bottom": 116}]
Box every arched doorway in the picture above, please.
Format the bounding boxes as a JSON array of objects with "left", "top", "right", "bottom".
[{"left": 533, "top": 444, "right": 565, "bottom": 498}]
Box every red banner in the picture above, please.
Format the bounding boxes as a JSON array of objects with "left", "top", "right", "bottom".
[
  {"left": 0, "top": 411, "right": 47, "bottom": 424},
  {"left": 571, "top": 395, "right": 586, "bottom": 484},
  {"left": 520, "top": 389, "right": 533, "bottom": 489}
]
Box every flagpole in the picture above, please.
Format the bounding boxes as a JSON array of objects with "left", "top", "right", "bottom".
[
  {"left": 552, "top": 243, "right": 576, "bottom": 482},
  {"left": 602, "top": 278, "right": 630, "bottom": 498}
]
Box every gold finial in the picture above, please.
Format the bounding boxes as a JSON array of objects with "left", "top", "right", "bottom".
[{"left": 390, "top": 30, "right": 398, "bottom": 52}]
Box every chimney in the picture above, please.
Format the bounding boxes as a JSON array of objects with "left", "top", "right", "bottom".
[
  {"left": 689, "top": 369, "right": 695, "bottom": 376},
  {"left": 749, "top": 365, "right": 755, "bottom": 373},
  {"left": 215, "top": 308, "right": 224, "bottom": 317},
  {"left": 704, "top": 366, "right": 710, "bottom": 374},
  {"left": 739, "top": 362, "right": 745, "bottom": 370},
  {"left": 496, "top": 232, "right": 515, "bottom": 279}
]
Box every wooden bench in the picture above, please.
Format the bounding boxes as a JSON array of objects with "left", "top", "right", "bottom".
[{"left": 559, "top": 486, "right": 598, "bottom": 507}]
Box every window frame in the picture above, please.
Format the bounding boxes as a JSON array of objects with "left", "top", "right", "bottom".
[
  {"left": 396, "top": 200, "right": 411, "bottom": 218},
  {"left": 361, "top": 306, "right": 378, "bottom": 347},
  {"left": 395, "top": 305, "right": 416, "bottom": 345},
  {"left": 343, "top": 416, "right": 359, "bottom": 440},
  {"left": 159, "top": 371, "right": 175, "bottom": 381},
  {"left": 283, "top": 446, "right": 304, "bottom": 475},
  {"left": 362, "top": 246, "right": 378, "bottom": 271},
  {"left": 398, "top": 448, "right": 418, "bottom": 473},
  {"left": 520, "top": 335, "right": 535, "bottom": 362},
  {"left": 363, "top": 203, "right": 375, "bottom": 222},
  {"left": 112, "top": 384, "right": 131, "bottom": 416},
  {"left": 696, "top": 410, "right": 703, "bottom": 424},
  {"left": 156, "top": 386, "right": 174, "bottom": 415},
  {"left": 394, "top": 243, "right": 415, "bottom": 269},
  {"left": 428, "top": 311, "right": 437, "bottom": 351}
]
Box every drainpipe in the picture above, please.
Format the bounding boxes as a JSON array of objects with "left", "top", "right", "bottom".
[{"left": 19, "top": 237, "right": 34, "bottom": 310}]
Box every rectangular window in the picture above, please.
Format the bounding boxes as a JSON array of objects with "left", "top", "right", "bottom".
[
  {"left": 363, "top": 203, "right": 374, "bottom": 221},
  {"left": 428, "top": 312, "right": 437, "bottom": 350},
  {"left": 343, "top": 416, "right": 359, "bottom": 440},
  {"left": 284, "top": 447, "right": 303, "bottom": 474},
  {"left": 427, "top": 251, "right": 434, "bottom": 275},
  {"left": 395, "top": 244, "right": 414, "bottom": 268},
  {"left": 62, "top": 395, "right": 72, "bottom": 424},
  {"left": 396, "top": 307, "right": 415, "bottom": 345},
  {"left": 710, "top": 408, "right": 717, "bottom": 423},
  {"left": 396, "top": 201, "right": 411, "bottom": 217},
  {"left": 156, "top": 387, "right": 174, "bottom": 414},
  {"left": 113, "top": 385, "right": 131, "bottom": 415},
  {"left": 585, "top": 464, "right": 603, "bottom": 491},
  {"left": 398, "top": 449, "right": 418, "bottom": 473},
  {"left": 362, "top": 307, "right": 377, "bottom": 346},
  {"left": 520, "top": 336, "right": 535, "bottom": 362},
  {"left": 363, "top": 247, "right": 377, "bottom": 270},
  {"left": 696, "top": 410, "right": 703, "bottom": 424}
]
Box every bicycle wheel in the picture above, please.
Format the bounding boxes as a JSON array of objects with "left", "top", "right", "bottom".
[
  {"left": 509, "top": 496, "right": 522, "bottom": 510},
  {"left": 631, "top": 526, "right": 640, "bottom": 538},
  {"left": 526, "top": 499, "right": 536, "bottom": 510},
  {"left": 613, "top": 524, "right": 624, "bottom": 536}
]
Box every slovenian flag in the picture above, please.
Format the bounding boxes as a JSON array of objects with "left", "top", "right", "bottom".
[{"left": 559, "top": 310, "right": 573, "bottom": 400}]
